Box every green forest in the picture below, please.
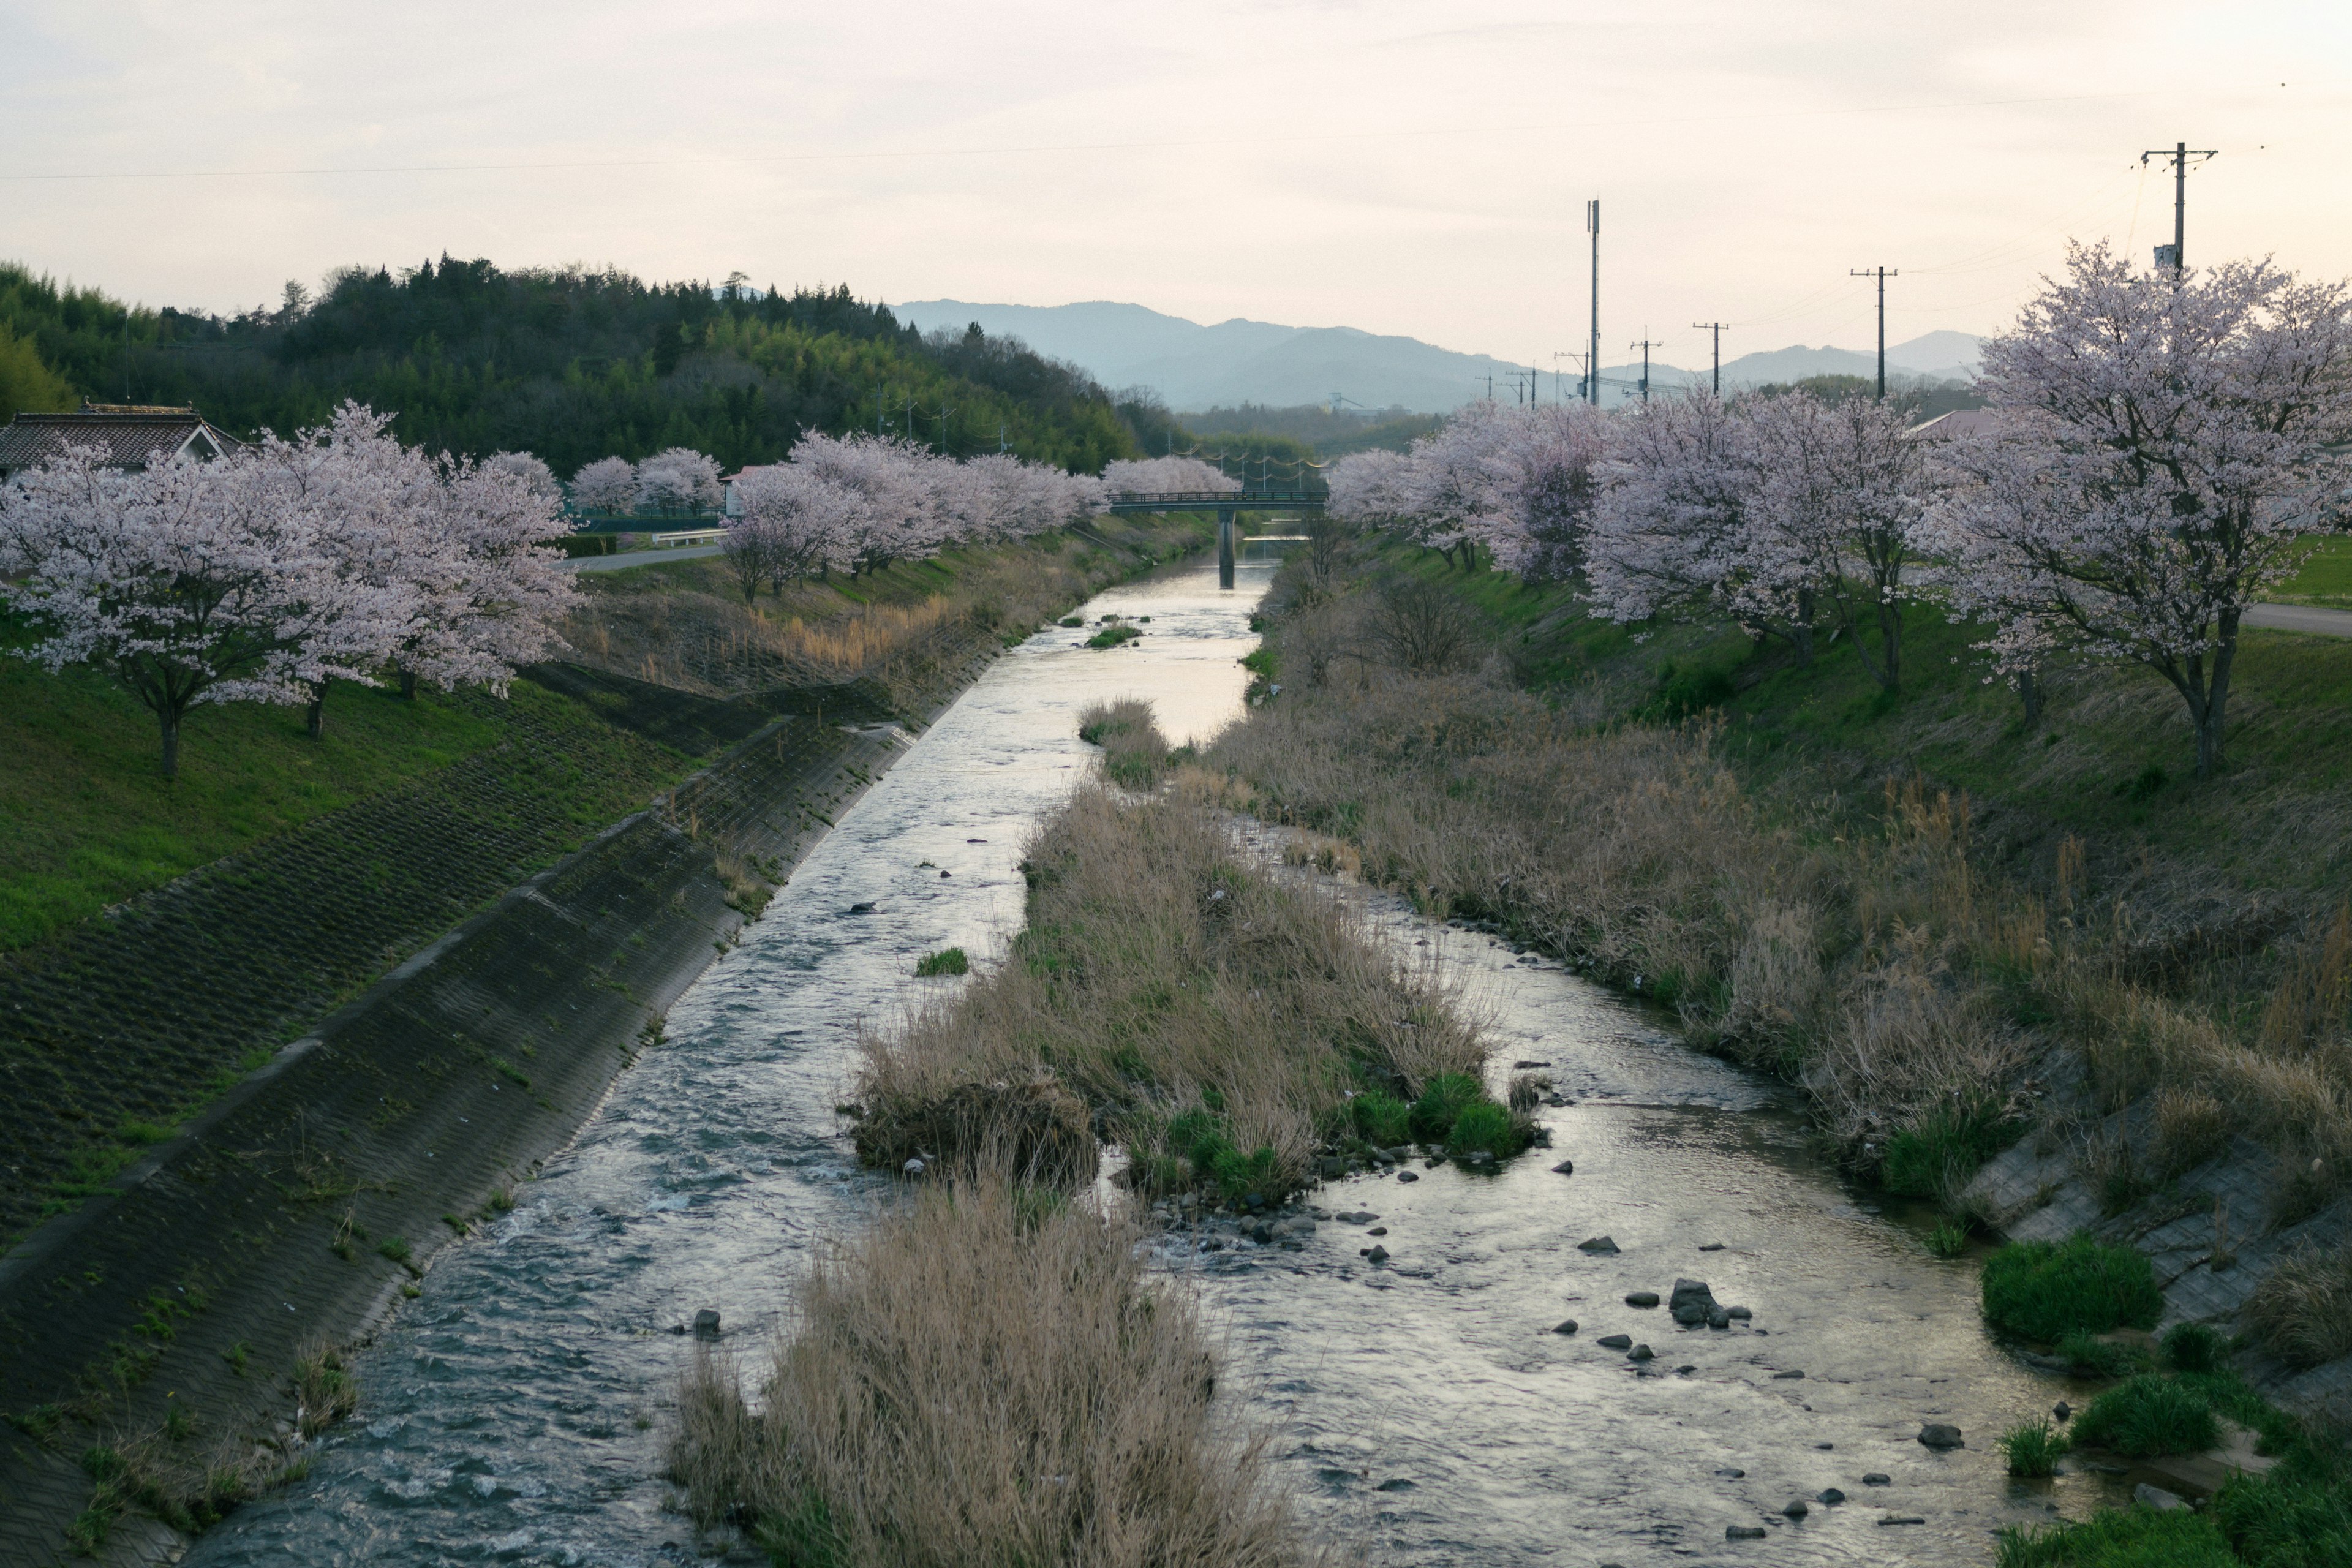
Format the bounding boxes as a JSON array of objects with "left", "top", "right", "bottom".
[{"left": 0, "top": 258, "right": 1180, "bottom": 475}]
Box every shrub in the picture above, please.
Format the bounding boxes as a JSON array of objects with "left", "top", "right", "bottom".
[
  {"left": 1997, "top": 1508, "right": 2234, "bottom": 1568},
  {"left": 1880, "top": 1098, "right": 2015, "bottom": 1201},
  {"left": 1981, "top": 1235, "right": 2163, "bottom": 1343},
  {"left": 1445, "top": 1101, "right": 1525, "bottom": 1161},
  {"left": 1999, "top": 1420, "right": 2071, "bottom": 1477},
  {"left": 1408, "top": 1072, "right": 1487, "bottom": 1144},
  {"left": 1926, "top": 1221, "right": 1970, "bottom": 1259},
  {"left": 293, "top": 1343, "right": 360, "bottom": 1437},
  {"left": 2056, "top": 1330, "right": 2155, "bottom": 1380},
  {"left": 1348, "top": 1091, "right": 1411, "bottom": 1148},
  {"left": 2245, "top": 1241, "right": 2352, "bottom": 1369},
  {"left": 848, "top": 1077, "right": 1099, "bottom": 1189},
  {"left": 2071, "top": 1375, "right": 2220, "bottom": 1458},
  {"left": 2161, "top": 1322, "right": 2230, "bottom": 1375},
  {"left": 377, "top": 1235, "right": 410, "bottom": 1264},
  {"left": 914, "top": 947, "right": 970, "bottom": 978},
  {"left": 1085, "top": 623, "right": 1142, "bottom": 649}
]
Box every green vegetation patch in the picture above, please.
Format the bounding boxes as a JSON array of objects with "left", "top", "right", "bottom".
[
  {"left": 1999, "top": 1420, "right": 2072, "bottom": 1478},
  {"left": 1998, "top": 1507, "right": 2237, "bottom": 1568},
  {"left": 1981, "top": 1234, "right": 2163, "bottom": 1343},
  {"left": 1880, "top": 1098, "right": 2018, "bottom": 1200},
  {"left": 914, "top": 947, "right": 970, "bottom": 977},
  {"left": 2072, "top": 1374, "right": 2222, "bottom": 1457},
  {"left": 1085, "top": 623, "right": 1142, "bottom": 649}
]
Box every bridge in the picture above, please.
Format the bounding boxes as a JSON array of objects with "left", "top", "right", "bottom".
[{"left": 1102, "top": 489, "right": 1327, "bottom": 587}]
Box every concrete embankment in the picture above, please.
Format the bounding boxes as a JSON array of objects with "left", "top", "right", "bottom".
[{"left": 0, "top": 628, "right": 1006, "bottom": 1567}]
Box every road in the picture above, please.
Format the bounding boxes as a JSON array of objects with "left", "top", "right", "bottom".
[
  {"left": 2247, "top": 602, "right": 2352, "bottom": 637},
  {"left": 560, "top": 543, "right": 723, "bottom": 573}
]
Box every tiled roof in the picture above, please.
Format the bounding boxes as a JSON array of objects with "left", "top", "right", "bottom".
[{"left": 0, "top": 408, "right": 244, "bottom": 475}]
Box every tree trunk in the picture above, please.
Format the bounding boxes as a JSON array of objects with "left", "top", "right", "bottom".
[
  {"left": 2019, "top": 667, "right": 2042, "bottom": 729},
  {"left": 306, "top": 678, "right": 330, "bottom": 740},
  {"left": 160, "top": 715, "right": 181, "bottom": 782},
  {"left": 399, "top": 670, "right": 418, "bottom": 700},
  {"left": 1875, "top": 598, "right": 1903, "bottom": 692},
  {"left": 1792, "top": 588, "right": 1815, "bottom": 668}
]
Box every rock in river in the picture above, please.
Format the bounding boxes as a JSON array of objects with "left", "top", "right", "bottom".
[
  {"left": 1596, "top": 1333, "right": 1633, "bottom": 1349},
  {"left": 1626, "top": 1291, "right": 1660, "bottom": 1308},
  {"left": 1395, "top": 1170, "right": 1420, "bottom": 1183},
  {"left": 1817, "top": 1488, "right": 1845, "bottom": 1506},
  {"left": 1726, "top": 1525, "right": 1766, "bottom": 1540},
  {"left": 1551, "top": 1159, "right": 1575, "bottom": 1175},
  {"left": 1577, "top": 1235, "right": 1619, "bottom": 1253},
  {"left": 1627, "top": 1344, "right": 1654, "bottom": 1362},
  {"left": 1551, "top": 1319, "right": 1579, "bottom": 1335},
  {"left": 1918, "top": 1423, "right": 1964, "bottom": 1450},
  {"left": 1861, "top": 1472, "right": 1890, "bottom": 1486},
  {"left": 1365, "top": 1245, "right": 1390, "bottom": 1264},
  {"left": 692, "top": 1309, "right": 721, "bottom": 1339},
  {"left": 1783, "top": 1499, "right": 1809, "bottom": 1518}
]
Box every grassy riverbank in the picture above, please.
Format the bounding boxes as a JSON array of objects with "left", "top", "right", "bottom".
[{"left": 1211, "top": 540, "right": 2352, "bottom": 1401}]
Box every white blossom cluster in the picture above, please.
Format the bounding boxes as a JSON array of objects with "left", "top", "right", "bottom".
[
  {"left": 0, "top": 402, "right": 577, "bottom": 773},
  {"left": 1327, "top": 402, "right": 1611, "bottom": 579}
]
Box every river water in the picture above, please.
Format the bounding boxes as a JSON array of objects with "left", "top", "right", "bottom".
[{"left": 186, "top": 546, "right": 2116, "bottom": 1568}]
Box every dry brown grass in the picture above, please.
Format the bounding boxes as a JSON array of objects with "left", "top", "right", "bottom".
[
  {"left": 1079, "top": 698, "right": 1174, "bottom": 792},
  {"left": 668, "top": 1182, "right": 1313, "bottom": 1567},
  {"left": 853, "top": 763, "right": 1488, "bottom": 1201},
  {"left": 2245, "top": 1240, "right": 2352, "bottom": 1367},
  {"left": 1210, "top": 608, "right": 2352, "bottom": 1208}
]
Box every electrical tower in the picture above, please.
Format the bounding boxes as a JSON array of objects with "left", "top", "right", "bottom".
[
  {"left": 1849, "top": 268, "right": 1899, "bottom": 399},
  {"left": 2141, "top": 141, "right": 2218, "bottom": 272},
  {"left": 1691, "top": 322, "right": 1730, "bottom": 396}
]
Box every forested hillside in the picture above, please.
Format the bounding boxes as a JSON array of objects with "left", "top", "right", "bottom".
[{"left": 0, "top": 259, "right": 1174, "bottom": 473}]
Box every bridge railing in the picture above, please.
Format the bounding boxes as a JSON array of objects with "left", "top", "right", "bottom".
[{"left": 1104, "top": 489, "right": 1328, "bottom": 507}]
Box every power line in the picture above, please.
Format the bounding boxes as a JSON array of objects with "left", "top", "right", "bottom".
[{"left": 1629, "top": 332, "right": 1664, "bottom": 403}]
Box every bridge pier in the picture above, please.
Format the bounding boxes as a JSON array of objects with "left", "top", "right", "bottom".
[{"left": 1217, "top": 507, "right": 1235, "bottom": 590}]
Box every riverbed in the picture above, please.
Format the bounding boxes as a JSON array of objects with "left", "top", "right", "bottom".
[{"left": 185, "top": 546, "right": 2115, "bottom": 1567}]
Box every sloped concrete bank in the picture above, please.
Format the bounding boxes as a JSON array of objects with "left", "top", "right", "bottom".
[{"left": 0, "top": 629, "right": 1008, "bottom": 1567}]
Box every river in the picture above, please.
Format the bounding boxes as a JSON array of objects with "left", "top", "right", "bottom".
[{"left": 185, "top": 545, "right": 2117, "bottom": 1567}]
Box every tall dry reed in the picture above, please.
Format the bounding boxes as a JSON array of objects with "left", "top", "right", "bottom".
[{"left": 670, "top": 1181, "right": 1312, "bottom": 1567}]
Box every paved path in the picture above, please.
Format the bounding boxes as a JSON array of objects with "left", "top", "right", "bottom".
[
  {"left": 561, "top": 543, "right": 724, "bottom": 573},
  {"left": 2247, "top": 601, "right": 2352, "bottom": 637}
]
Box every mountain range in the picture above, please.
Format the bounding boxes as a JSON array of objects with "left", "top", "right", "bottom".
[{"left": 890, "top": 299, "right": 1982, "bottom": 413}]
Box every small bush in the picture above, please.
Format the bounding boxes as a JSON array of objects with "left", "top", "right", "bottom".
[
  {"left": 293, "top": 1343, "right": 360, "bottom": 1436},
  {"left": 1926, "top": 1221, "right": 1970, "bottom": 1259},
  {"left": 1445, "top": 1101, "right": 1526, "bottom": 1161},
  {"left": 2161, "top": 1322, "right": 2230, "bottom": 1375},
  {"left": 1999, "top": 1420, "right": 2071, "bottom": 1477},
  {"left": 1981, "top": 1234, "right": 2164, "bottom": 1343},
  {"left": 2152, "top": 1087, "right": 2231, "bottom": 1177},
  {"left": 1880, "top": 1098, "right": 2015, "bottom": 1201},
  {"left": 914, "top": 947, "right": 970, "bottom": 978},
  {"left": 2245, "top": 1241, "right": 2352, "bottom": 1369},
  {"left": 2057, "top": 1330, "right": 2155, "bottom": 1380},
  {"left": 1407, "top": 1072, "right": 1487, "bottom": 1144},
  {"left": 2071, "top": 1375, "right": 2220, "bottom": 1458},
  {"left": 377, "top": 1235, "right": 411, "bottom": 1264},
  {"left": 1085, "top": 623, "right": 1143, "bottom": 649},
  {"left": 1348, "top": 1091, "right": 1412, "bottom": 1148},
  {"left": 1058, "top": 616, "right": 1084, "bottom": 628},
  {"left": 1997, "top": 1507, "right": 2234, "bottom": 1568},
  {"left": 1648, "top": 663, "right": 1735, "bottom": 721}
]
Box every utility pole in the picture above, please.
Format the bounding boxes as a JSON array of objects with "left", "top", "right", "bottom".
[
  {"left": 935, "top": 402, "right": 953, "bottom": 453},
  {"left": 1000, "top": 421, "right": 1012, "bottom": 454},
  {"left": 1691, "top": 322, "right": 1730, "bottom": 396},
  {"left": 1849, "top": 267, "right": 1898, "bottom": 399},
  {"left": 2141, "top": 140, "right": 2218, "bottom": 273},
  {"left": 1585, "top": 199, "right": 1601, "bottom": 405},
  {"left": 1630, "top": 334, "right": 1662, "bottom": 403}
]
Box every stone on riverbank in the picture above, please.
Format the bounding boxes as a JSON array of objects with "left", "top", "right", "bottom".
[
  {"left": 1626, "top": 1291, "right": 1660, "bottom": 1308},
  {"left": 1597, "top": 1333, "right": 1633, "bottom": 1349},
  {"left": 1862, "top": 1472, "right": 1890, "bottom": 1485},
  {"left": 1727, "top": 1525, "right": 1766, "bottom": 1540},
  {"left": 1551, "top": 1159, "right": 1575, "bottom": 1175},
  {"left": 692, "top": 1309, "right": 721, "bottom": 1339},
  {"left": 1918, "top": 1423, "right": 1964, "bottom": 1450},
  {"left": 1817, "top": 1488, "right": 1845, "bottom": 1505},
  {"left": 1552, "top": 1319, "right": 1578, "bottom": 1335},
  {"left": 1396, "top": 1170, "right": 1419, "bottom": 1183},
  {"left": 1578, "top": 1235, "right": 1619, "bottom": 1253}
]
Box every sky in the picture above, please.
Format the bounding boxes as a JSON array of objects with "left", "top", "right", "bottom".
[{"left": 6, "top": 1, "right": 2350, "bottom": 370}]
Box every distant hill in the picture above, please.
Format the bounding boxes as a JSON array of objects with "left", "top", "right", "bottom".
[{"left": 894, "top": 298, "right": 1980, "bottom": 413}]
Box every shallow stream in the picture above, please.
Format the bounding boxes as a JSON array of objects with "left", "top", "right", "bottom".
[{"left": 186, "top": 546, "right": 2116, "bottom": 1567}]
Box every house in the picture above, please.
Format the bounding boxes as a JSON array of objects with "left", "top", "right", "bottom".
[{"left": 0, "top": 404, "right": 244, "bottom": 481}]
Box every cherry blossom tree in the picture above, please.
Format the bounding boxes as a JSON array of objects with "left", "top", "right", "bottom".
[
  {"left": 390, "top": 449, "right": 577, "bottom": 698},
  {"left": 0, "top": 447, "right": 320, "bottom": 778},
  {"left": 484, "top": 450, "right": 561, "bottom": 502},
  {"left": 788, "top": 433, "right": 943, "bottom": 575},
  {"left": 1587, "top": 389, "right": 1753, "bottom": 631},
  {"left": 1924, "top": 241, "right": 2352, "bottom": 775},
  {"left": 635, "top": 447, "right": 725, "bottom": 515},
  {"left": 1098, "top": 456, "right": 1240, "bottom": 496},
  {"left": 569, "top": 455, "right": 637, "bottom": 514}
]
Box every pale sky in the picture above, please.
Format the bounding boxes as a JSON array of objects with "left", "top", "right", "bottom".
[{"left": 7, "top": 1, "right": 2348, "bottom": 368}]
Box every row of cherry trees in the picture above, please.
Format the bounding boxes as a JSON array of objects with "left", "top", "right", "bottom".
[
  {"left": 1327, "top": 243, "right": 2352, "bottom": 775},
  {"left": 0, "top": 402, "right": 576, "bottom": 778},
  {"left": 720, "top": 445, "right": 1231, "bottom": 602}
]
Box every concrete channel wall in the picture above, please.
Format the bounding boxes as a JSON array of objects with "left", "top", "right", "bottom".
[{"left": 0, "top": 628, "right": 1008, "bottom": 1567}]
